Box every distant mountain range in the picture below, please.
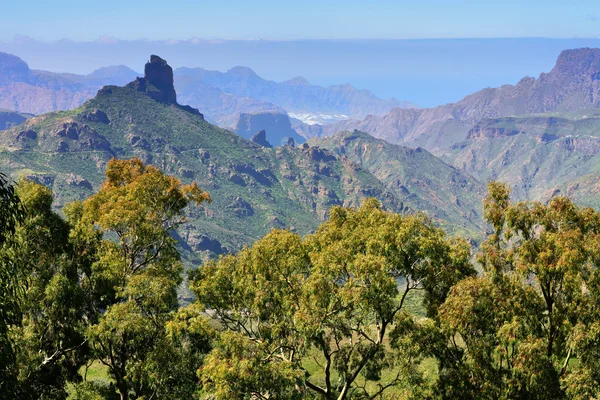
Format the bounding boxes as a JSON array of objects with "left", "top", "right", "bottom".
[
  {"left": 174, "top": 66, "right": 415, "bottom": 122},
  {"left": 0, "top": 51, "right": 414, "bottom": 138},
  {"left": 0, "top": 51, "right": 139, "bottom": 114},
  {"left": 317, "top": 48, "right": 600, "bottom": 207},
  {"left": 4, "top": 37, "right": 600, "bottom": 107},
  {"left": 318, "top": 48, "right": 600, "bottom": 152},
  {"left": 0, "top": 56, "right": 482, "bottom": 261}
]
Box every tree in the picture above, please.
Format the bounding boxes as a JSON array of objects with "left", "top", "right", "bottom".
[
  {"left": 0, "top": 172, "right": 25, "bottom": 395},
  {"left": 6, "top": 180, "right": 92, "bottom": 399},
  {"left": 434, "top": 182, "right": 600, "bottom": 399},
  {"left": 193, "top": 199, "right": 474, "bottom": 399},
  {"left": 73, "top": 158, "right": 211, "bottom": 400}
]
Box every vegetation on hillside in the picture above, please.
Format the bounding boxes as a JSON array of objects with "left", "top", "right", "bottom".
[{"left": 2, "top": 158, "right": 600, "bottom": 399}]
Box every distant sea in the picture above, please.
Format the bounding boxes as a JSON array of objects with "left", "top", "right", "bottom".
[{"left": 3, "top": 37, "right": 600, "bottom": 107}]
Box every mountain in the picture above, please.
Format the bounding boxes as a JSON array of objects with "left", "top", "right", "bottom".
[
  {"left": 0, "top": 55, "right": 410, "bottom": 259},
  {"left": 0, "top": 52, "right": 140, "bottom": 115},
  {"left": 319, "top": 48, "right": 600, "bottom": 153},
  {"left": 310, "top": 131, "right": 486, "bottom": 237},
  {"left": 174, "top": 79, "right": 285, "bottom": 127},
  {"left": 0, "top": 109, "right": 32, "bottom": 130},
  {"left": 441, "top": 109, "right": 600, "bottom": 207},
  {"left": 234, "top": 112, "right": 306, "bottom": 146},
  {"left": 174, "top": 66, "right": 416, "bottom": 121}
]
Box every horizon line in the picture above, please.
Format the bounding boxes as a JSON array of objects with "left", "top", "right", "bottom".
[{"left": 2, "top": 35, "right": 600, "bottom": 45}]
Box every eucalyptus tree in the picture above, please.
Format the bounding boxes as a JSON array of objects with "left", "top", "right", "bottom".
[
  {"left": 194, "top": 198, "right": 474, "bottom": 399},
  {"left": 435, "top": 182, "right": 600, "bottom": 399}
]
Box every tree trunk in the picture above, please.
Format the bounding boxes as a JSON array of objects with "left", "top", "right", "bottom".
[{"left": 118, "top": 379, "right": 128, "bottom": 400}]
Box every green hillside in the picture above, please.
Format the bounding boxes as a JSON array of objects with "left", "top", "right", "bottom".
[
  {"left": 310, "top": 130, "right": 486, "bottom": 239},
  {"left": 0, "top": 57, "right": 404, "bottom": 261},
  {"left": 443, "top": 109, "right": 600, "bottom": 206}
]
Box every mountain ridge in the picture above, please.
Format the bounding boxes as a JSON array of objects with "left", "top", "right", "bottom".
[
  {"left": 0, "top": 56, "right": 486, "bottom": 257},
  {"left": 317, "top": 47, "right": 600, "bottom": 152}
]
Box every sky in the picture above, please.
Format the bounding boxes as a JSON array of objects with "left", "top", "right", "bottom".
[{"left": 2, "top": 0, "right": 600, "bottom": 41}]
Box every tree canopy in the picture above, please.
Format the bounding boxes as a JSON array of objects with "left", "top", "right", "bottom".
[{"left": 3, "top": 162, "right": 600, "bottom": 399}]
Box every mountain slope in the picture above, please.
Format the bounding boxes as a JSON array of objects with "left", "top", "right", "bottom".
[
  {"left": 0, "top": 55, "right": 406, "bottom": 259},
  {"left": 310, "top": 131, "right": 486, "bottom": 237},
  {"left": 442, "top": 109, "right": 600, "bottom": 206},
  {"left": 319, "top": 48, "right": 600, "bottom": 152}
]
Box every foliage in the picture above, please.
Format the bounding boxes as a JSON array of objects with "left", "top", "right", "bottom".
[
  {"left": 193, "top": 199, "right": 474, "bottom": 399},
  {"left": 74, "top": 157, "right": 211, "bottom": 399},
  {"left": 0, "top": 172, "right": 25, "bottom": 395},
  {"left": 433, "top": 182, "right": 600, "bottom": 399}
]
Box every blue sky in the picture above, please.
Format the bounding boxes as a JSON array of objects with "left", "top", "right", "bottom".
[{"left": 2, "top": 0, "right": 600, "bottom": 41}]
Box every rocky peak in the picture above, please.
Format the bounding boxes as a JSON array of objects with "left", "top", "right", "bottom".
[
  {"left": 128, "top": 55, "right": 177, "bottom": 104},
  {"left": 283, "top": 136, "right": 295, "bottom": 147},
  {"left": 124, "top": 55, "right": 203, "bottom": 118},
  {"left": 250, "top": 129, "right": 272, "bottom": 148},
  {"left": 551, "top": 48, "right": 600, "bottom": 81}
]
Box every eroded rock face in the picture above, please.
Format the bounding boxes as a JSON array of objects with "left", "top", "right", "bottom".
[
  {"left": 16, "top": 129, "right": 36, "bottom": 140},
  {"left": 53, "top": 122, "right": 80, "bottom": 140},
  {"left": 128, "top": 55, "right": 178, "bottom": 104},
  {"left": 227, "top": 196, "right": 254, "bottom": 217},
  {"left": 82, "top": 109, "right": 109, "bottom": 124},
  {"left": 145, "top": 55, "right": 177, "bottom": 103},
  {"left": 250, "top": 129, "right": 272, "bottom": 148}
]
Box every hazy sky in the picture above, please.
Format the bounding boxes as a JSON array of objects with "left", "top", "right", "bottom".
[{"left": 2, "top": 0, "right": 600, "bottom": 41}]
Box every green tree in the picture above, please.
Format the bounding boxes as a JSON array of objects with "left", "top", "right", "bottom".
[
  {"left": 75, "top": 158, "right": 210, "bottom": 400},
  {"left": 0, "top": 172, "right": 25, "bottom": 395},
  {"left": 6, "top": 180, "right": 92, "bottom": 399},
  {"left": 434, "top": 182, "right": 600, "bottom": 399},
  {"left": 193, "top": 199, "right": 474, "bottom": 399}
]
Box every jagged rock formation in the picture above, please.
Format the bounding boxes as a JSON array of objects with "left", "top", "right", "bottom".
[
  {"left": 250, "top": 130, "right": 272, "bottom": 148},
  {"left": 129, "top": 55, "right": 177, "bottom": 104},
  {"left": 126, "top": 55, "right": 203, "bottom": 117},
  {"left": 283, "top": 137, "right": 295, "bottom": 147}
]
